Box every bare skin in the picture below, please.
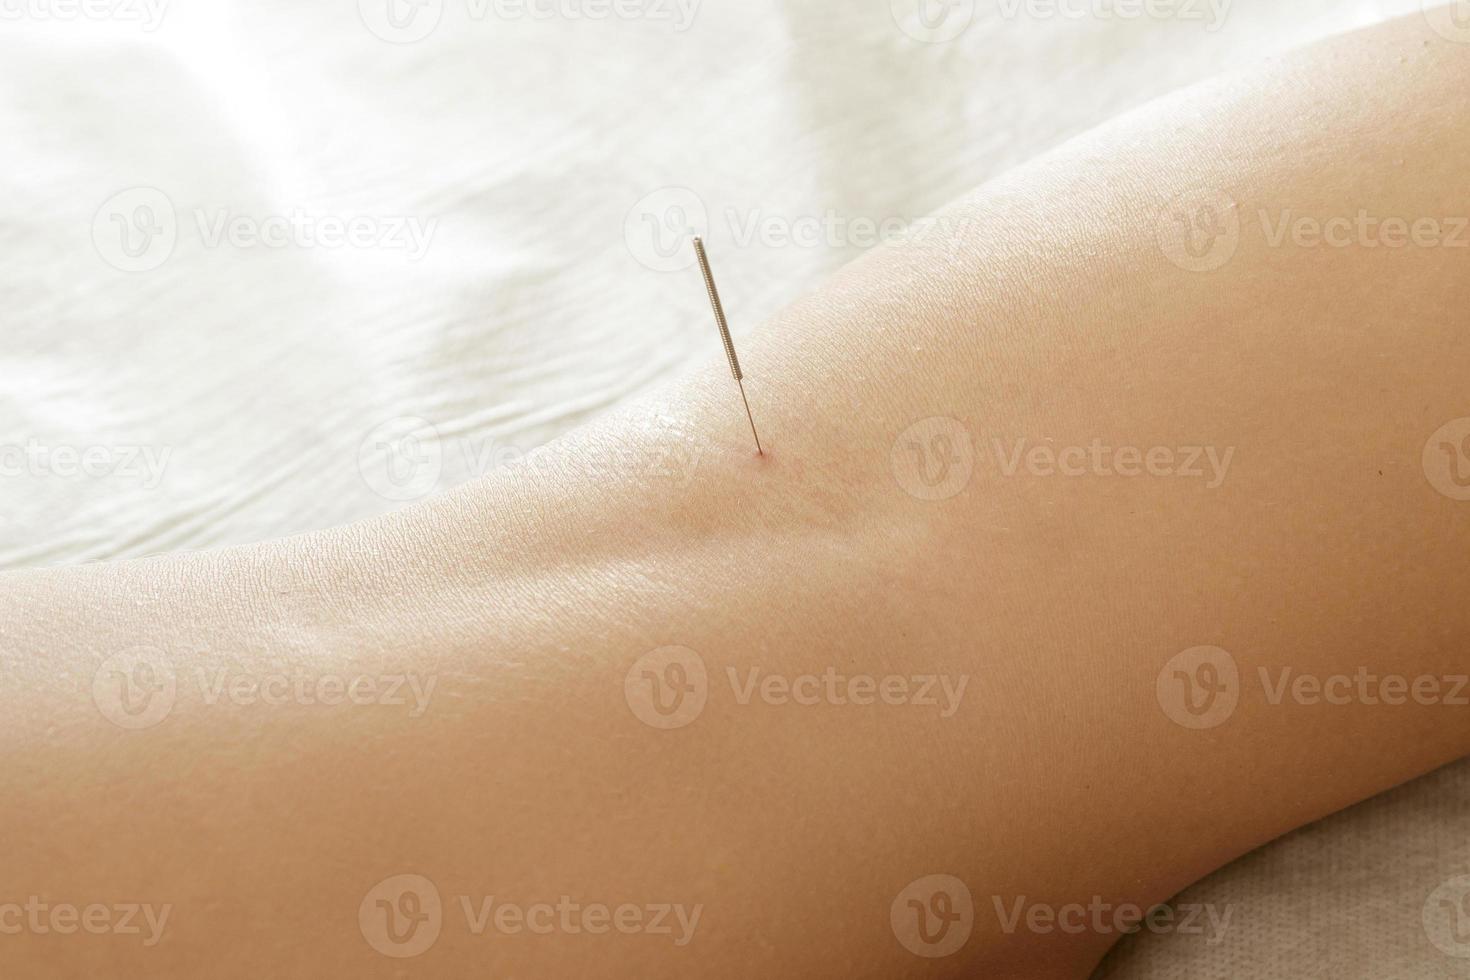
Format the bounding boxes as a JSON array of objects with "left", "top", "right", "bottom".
[{"left": 3, "top": 12, "right": 1470, "bottom": 978}]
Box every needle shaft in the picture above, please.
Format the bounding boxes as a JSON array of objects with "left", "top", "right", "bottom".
[
  {"left": 692, "top": 237, "right": 763, "bottom": 455},
  {"left": 736, "top": 377, "right": 763, "bottom": 455}
]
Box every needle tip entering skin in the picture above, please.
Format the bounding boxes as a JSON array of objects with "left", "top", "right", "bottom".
[
  {"left": 737, "top": 377, "right": 763, "bottom": 456},
  {"left": 693, "top": 238, "right": 763, "bottom": 455}
]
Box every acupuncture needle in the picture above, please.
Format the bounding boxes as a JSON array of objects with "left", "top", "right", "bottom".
[{"left": 692, "top": 237, "right": 763, "bottom": 455}]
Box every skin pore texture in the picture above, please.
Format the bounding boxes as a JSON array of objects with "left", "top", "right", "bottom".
[{"left": 4, "top": 12, "right": 1470, "bottom": 978}]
